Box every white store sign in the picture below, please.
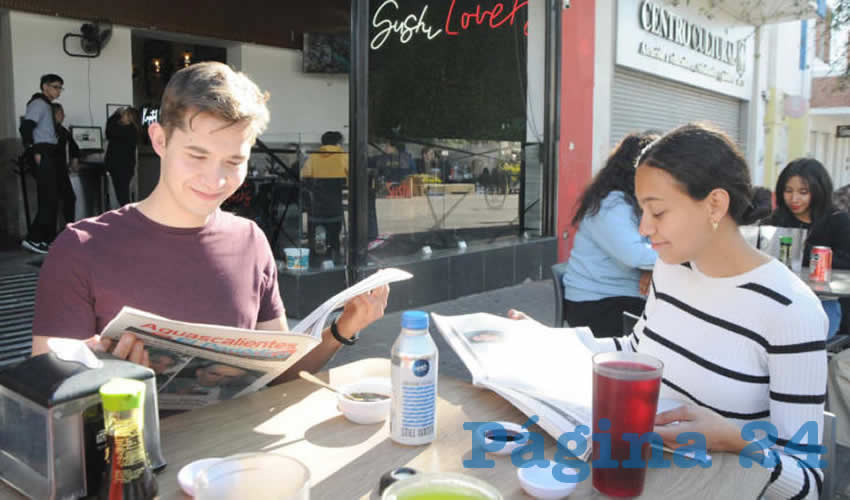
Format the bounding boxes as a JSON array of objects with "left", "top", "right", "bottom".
[{"left": 616, "top": 0, "right": 754, "bottom": 100}]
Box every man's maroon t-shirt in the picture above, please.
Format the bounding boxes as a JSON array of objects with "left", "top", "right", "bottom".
[{"left": 33, "top": 206, "right": 285, "bottom": 340}]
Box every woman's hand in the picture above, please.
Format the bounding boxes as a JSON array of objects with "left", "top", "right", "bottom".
[
  {"left": 335, "top": 285, "right": 390, "bottom": 338},
  {"left": 654, "top": 404, "right": 747, "bottom": 454}
]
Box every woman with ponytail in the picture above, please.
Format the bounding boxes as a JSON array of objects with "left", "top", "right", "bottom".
[{"left": 512, "top": 123, "right": 827, "bottom": 499}]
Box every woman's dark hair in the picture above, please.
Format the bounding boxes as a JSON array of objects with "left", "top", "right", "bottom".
[
  {"left": 773, "top": 158, "right": 834, "bottom": 224},
  {"left": 635, "top": 123, "right": 771, "bottom": 226},
  {"left": 571, "top": 131, "right": 659, "bottom": 226}
]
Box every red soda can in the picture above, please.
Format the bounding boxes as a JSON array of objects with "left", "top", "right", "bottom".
[{"left": 809, "top": 246, "right": 833, "bottom": 282}]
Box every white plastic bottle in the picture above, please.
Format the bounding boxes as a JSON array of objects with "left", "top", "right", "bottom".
[{"left": 390, "top": 311, "right": 438, "bottom": 445}]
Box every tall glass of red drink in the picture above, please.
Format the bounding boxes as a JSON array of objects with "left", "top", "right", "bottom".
[{"left": 592, "top": 351, "right": 663, "bottom": 497}]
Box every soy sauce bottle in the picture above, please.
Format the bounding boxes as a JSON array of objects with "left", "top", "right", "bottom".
[{"left": 98, "top": 378, "right": 159, "bottom": 500}]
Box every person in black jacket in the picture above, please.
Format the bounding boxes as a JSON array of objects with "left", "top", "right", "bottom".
[
  {"left": 105, "top": 107, "right": 140, "bottom": 206},
  {"left": 19, "top": 73, "right": 64, "bottom": 253},
  {"left": 51, "top": 103, "right": 79, "bottom": 224},
  {"left": 762, "top": 158, "right": 850, "bottom": 336}
]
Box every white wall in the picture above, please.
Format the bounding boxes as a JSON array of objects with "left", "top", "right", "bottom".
[
  {"left": 0, "top": 11, "right": 14, "bottom": 138},
  {"left": 527, "top": 0, "right": 545, "bottom": 144},
  {"left": 775, "top": 21, "right": 805, "bottom": 97},
  {"left": 9, "top": 11, "right": 133, "bottom": 136},
  {"left": 591, "top": 0, "right": 615, "bottom": 174},
  {"left": 236, "top": 44, "right": 349, "bottom": 145}
]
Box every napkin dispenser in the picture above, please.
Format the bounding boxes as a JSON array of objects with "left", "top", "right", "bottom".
[{"left": 0, "top": 348, "right": 166, "bottom": 499}]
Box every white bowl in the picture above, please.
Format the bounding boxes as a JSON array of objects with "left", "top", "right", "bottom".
[
  {"left": 337, "top": 377, "right": 392, "bottom": 424},
  {"left": 478, "top": 421, "right": 528, "bottom": 455},
  {"left": 517, "top": 460, "right": 578, "bottom": 499},
  {"left": 178, "top": 457, "right": 222, "bottom": 496}
]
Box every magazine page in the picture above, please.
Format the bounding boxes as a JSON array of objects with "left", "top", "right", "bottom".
[
  {"left": 101, "top": 307, "right": 319, "bottom": 410},
  {"left": 431, "top": 313, "right": 603, "bottom": 441}
]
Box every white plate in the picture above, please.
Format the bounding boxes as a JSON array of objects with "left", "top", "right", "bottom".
[
  {"left": 178, "top": 457, "right": 223, "bottom": 497},
  {"left": 517, "top": 460, "right": 578, "bottom": 499}
]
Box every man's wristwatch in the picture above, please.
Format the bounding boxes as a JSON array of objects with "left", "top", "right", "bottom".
[{"left": 331, "top": 319, "right": 358, "bottom": 345}]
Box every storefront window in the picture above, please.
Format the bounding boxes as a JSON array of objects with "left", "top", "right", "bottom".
[{"left": 365, "top": 0, "right": 546, "bottom": 265}]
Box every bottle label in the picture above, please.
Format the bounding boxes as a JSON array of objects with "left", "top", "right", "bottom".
[
  {"left": 391, "top": 355, "right": 437, "bottom": 444},
  {"left": 108, "top": 420, "right": 148, "bottom": 483}
]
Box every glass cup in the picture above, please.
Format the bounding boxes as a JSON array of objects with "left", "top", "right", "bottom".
[
  {"left": 381, "top": 472, "right": 503, "bottom": 500},
  {"left": 591, "top": 351, "right": 663, "bottom": 497},
  {"left": 194, "top": 453, "right": 310, "bottom": 500}
]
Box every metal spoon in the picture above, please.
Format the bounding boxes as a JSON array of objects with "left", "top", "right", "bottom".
[{"left": 298, "top": 371, "right": 388, "bottom": 402}]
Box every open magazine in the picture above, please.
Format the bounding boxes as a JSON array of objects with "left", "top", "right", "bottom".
[
  {"left": 432, "top": 313, "right": 712, "bottom": 464},
  {"left": 431, "top": 312, "right": 603, "bottom": 461},
  {"left": 101, "top": 268, "right": 412, "bottom": 410}
]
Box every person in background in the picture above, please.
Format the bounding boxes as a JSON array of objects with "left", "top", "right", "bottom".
[
  {"left": 105, "top": 106, "right": 140, "bottom": 206},
  {"left": 301, "top": 131, "right": 348, "bottom": 266},
  {"left": 560, "top": 131, "right": 659, "bottom": 337},
  {"left": 31, "top": 62, "right": 389, "bottom": 392},
  {"left": 511, "top": 123, "right": 824, "bottom": 500},
  {"left": 19, "top": 73, "right": 64, "bottom": 254},
  {"left": 51, "top": 103, "right": 79, "bottom": 224},
  {"left": 834, "top": 182, "right": 850, "bottom": 214},
  {"left": 762, "top": 158, "right": 850, "bottom": 338}
]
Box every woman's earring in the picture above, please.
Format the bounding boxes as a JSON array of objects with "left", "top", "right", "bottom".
[{"left": 711, "top": 219, "right": 719, "bottom": 232}]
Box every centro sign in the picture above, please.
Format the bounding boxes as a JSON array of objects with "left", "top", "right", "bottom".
[{"left": 638, "top": 0, "right": 746, "bottom": 73}]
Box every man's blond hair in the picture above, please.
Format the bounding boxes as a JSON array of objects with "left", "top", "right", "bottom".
[{"left": 159, "top": 62, "right": 270, "bottom": 140}]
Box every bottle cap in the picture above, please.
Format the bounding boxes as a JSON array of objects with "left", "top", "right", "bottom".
[
  {"left": 401, "top": 310, "right": 429, "bottom": 330},
  {"left": 100, "top": 378, "right": 146, "bottom": 412},
  {"left": 780, "top": 236, "right": 793, "bottom": 244},
  {"left": 379, "top": 467, "right": 419, "bottom": 496}
]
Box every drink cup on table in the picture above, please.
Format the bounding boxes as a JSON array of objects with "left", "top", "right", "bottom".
[{"left": 592, "top": 352, "right": 663, "bottom": 497}]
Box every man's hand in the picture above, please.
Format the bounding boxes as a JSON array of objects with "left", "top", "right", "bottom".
[
  {"left": 33, "top": 153, "right": 42, "bottom": 165},
  {"left": 335, "top": 285, "right": 390, "bottom": 339},
  {"left": 639, "top": 271, "right": 653, "bottom": 296},
  {"left": 100, "top": 333, "right": 151, "bottom": 367},
  {"left": 70, "top": 158, "right": 80, "bottom": 173}
]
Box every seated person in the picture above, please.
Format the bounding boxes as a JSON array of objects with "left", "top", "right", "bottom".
[
  {"left": 560, "top": 131, "right": 658, "bottom": 337},
  {"left": 31, "top": 62, "right": 389, "bottom": 387},
  {"left": 512, "top": 124, "right": 825, "bottom": 500},
  {"left": 301, "top": 130, "right": 348, "bottom": 265},
  {"left": 762, "top": 158, "right": 850, "bottom": 338}
]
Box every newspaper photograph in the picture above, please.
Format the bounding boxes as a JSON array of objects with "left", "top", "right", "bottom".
[{"left": 100, "top": 268, "right": 414, "bottom": 410}]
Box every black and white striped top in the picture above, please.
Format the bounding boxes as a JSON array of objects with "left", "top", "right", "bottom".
[{"left": 597, "top": 258, "right": 828, "bottom": 500}]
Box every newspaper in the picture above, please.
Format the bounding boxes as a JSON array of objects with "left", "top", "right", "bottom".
[
  {"left": 432, "top": 312, "right": 713, "bottom": 465},
  {"left": 431, "top": 312, "right": 603, "bottom": 460},
  {"left": 101, "top": 268, "right": 412, "bottom": 410}
]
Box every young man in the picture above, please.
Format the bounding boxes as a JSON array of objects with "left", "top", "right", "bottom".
[
  {"left": 31, "top": 62, "right": 388, "bottom": 383},
  {"left": 301, "top": 130, "right": 348, "bottom": 265},
  {"left": 19, "top": 73, "right": 65, "bottom": 253}
]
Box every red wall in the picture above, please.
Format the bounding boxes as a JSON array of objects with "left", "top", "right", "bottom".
[{"left": 557, "top": 1, "right": 595, "bottom": 262}]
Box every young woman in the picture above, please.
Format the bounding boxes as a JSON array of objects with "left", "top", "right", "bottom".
[
  {"left": 513, "top": 124, "right": 826, "bottom": 499},
  {"left": 105, "top": 106, "right": 141, "bottom": 206},
  {"left": 763, "top": 158, "right": 850, "bottom": 337},
  {"left": 560, "top": 132, "right": 659, "bottom": 337}
]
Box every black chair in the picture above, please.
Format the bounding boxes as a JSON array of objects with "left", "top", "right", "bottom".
[
  {"left": 550, "top": 263, "right": 569, "bottom": 326},
  {"left": 622, "top": 311, "right": 640, "bottom": 336}
]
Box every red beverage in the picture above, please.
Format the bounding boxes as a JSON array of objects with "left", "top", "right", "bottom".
[
  {"left": 592, "top": 354, "right": 663, "bottom": 497},
  {"left": 809, "top": 246, "right": 833, "bottom": 282}
]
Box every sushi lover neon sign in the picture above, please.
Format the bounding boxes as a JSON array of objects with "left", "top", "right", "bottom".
[{"left": 371, "top": 0, "right": 529, "bottom": 50}]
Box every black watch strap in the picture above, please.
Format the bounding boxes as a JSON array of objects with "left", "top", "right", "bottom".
[{"left": 331, "top": 319, "right": 357, "bottom": 345}]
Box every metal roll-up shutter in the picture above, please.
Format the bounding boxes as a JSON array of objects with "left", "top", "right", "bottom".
[{"left": 611, "top": 67, "right": 744, "bottom": 148}]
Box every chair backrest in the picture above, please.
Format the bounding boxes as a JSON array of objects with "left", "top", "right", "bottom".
[
  {"left": 550, "top": 263, "right": 569, "bottom": 326},
  {"left": 823, "top": 411, "right": 836, "bottom": 500},
  {"left": 623, "top": 311, "right": 640, "bottom": 336}
]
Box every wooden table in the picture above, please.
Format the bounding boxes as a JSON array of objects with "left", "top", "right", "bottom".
[
  {"left": 799, "top": 267, "right": 850, "bottom": 299},
  {"left": 0, "top": 358, "right": 771, "bottom": 499}
]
